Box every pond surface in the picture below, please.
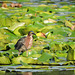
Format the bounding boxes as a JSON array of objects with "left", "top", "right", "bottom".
[
  {"left": 0, "top": 70, "right": 75, "bottom": 75},
  {"left": 0, "top": 65, "right": 75, "bottom": 75},
  {"left": 0, "top": 0, "right": 75, "bottom": 75}
]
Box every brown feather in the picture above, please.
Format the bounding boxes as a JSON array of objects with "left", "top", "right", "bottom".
[{"left": 15, "top": 31, "right": 35, "bottom": 55}]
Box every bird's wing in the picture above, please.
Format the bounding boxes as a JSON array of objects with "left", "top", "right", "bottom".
[{"left": 14, "top": 36, "right": 26, "bottom": 50}]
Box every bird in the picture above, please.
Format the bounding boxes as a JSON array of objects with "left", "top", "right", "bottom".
[
  {"left": 10, "top": 3, "right": 22, "bottom": 8},
  {"left": 14, "top": 31, "right": 36, "bottom": 56},
  {"left": 10, "top": 3, "right": 15, "bottom": 7},
  {"left": 2, "top": 3, "right": 7, "bottom": 8}
]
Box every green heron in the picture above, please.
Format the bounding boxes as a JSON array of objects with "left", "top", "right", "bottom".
[{"left": 15, "top": 31, "right": 36, "bottom": 56}]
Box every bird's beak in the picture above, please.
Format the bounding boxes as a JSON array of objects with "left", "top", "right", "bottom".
[{"left": 32, "top": 33, "right": 36, "bottom": 35}]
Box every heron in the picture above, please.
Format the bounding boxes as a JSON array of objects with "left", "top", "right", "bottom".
[{"left": 15, "top": 31, "right": 36, "bottom": 56}]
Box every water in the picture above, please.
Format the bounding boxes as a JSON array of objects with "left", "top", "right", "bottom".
[
  {"left": 0, "top": 0, "right": 75, "bottom": 75},
  {"left": 0, "top": 65, "right": 75, "bottom": 75},
  {"left": 0, "top": 70, "right": 75, "bottom": 75}
]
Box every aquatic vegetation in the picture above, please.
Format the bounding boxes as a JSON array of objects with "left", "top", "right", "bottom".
[
  {"left": 0, "top": 1, "right": 75, "bottom": 70},
  {"left": 0, "top": 56, "right": 11, "bottom": 64}
]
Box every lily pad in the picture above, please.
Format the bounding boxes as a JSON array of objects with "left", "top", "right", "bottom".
[
  {"left": 9, "top": 22, "right": 25, "bottom": 35},
  {"left": 22, "top": 50, "right": 37, "bottom": 57},
  {"left": 12, "top": 56, "right": 27, "bottom": 64},
  {"left": 65, "top": 20, "right": 73, "bottom": 28},
  {"left": 38, "top": 52, "right": 52, "bottom": 62},
  {"left": 67, "top": 49, "right": 75, "bottom": 61},
  {"left": 0, "top": 56, "right": 11, "bottom": 64},
  {"left": 12, "top": 56, "right": 38, "bottom": 64}
]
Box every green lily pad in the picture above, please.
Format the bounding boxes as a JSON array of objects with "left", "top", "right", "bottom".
[
  {"left": 63, "top": 61, "right": 74, "bottom": 65},
  {"left": 38, "top": 52, "right": 52, "bottom": 62},
  {"left": 26, "top": 58, "right": 37, "bottom": 64},
  {"left": 23, "top": 50, "right": 37, "bottom": 57},
  {"left": 0, "top": 56, "right": 11, "bottom": 64},
  {"left": 65, "top": 20, "right": 73, "bottom": 28},
  {"left": 56, "top": 52, "right": 67, "bottom": 58},
  {"left": 31, "top": 54, "right": 41, "bottom": 58},
  {"left": 12, "top": 56, "right": 27, "bottom": 64},
  {"left": 5, "top": 43, "right": 15, "bottom": 49},
  {"left": 19, "top": 19, "right": 32, "bottom": 25},
  {"left": 67, "top": 49, "right": 75, "bottom": 61},
  {"left": 9, "top": 22, "right": 25, "bottom": 35},
  {"left": 23, "top": 24, "right": 39, "bottom": 33},
  {"left": 12, "top": 56, "right": 38, "bottom": 64}
]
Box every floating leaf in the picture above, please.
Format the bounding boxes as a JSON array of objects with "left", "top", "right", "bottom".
[
  {"left": 0, "top": 56, "right": 11, "bottom": 64},
  {"left": 67, "top": 49, "right": 75, "bottom": 61},
  {"left": 12, "top": 56, "right": 27, "bottom": 64},
  {"left": 23, "top": 50, "right": 37, "bottom": 57},
  {"left": 9, "top": 22, "right": 25, "bottom": 35},
  {"left": 38, "top": 52, "right": 52, "bottom": 62},
  {"left": 65, "top": 20, "right": 73, "bottom": 28},
  {"left": 20, "top": 60, "right": 28, "bottom": 66}
]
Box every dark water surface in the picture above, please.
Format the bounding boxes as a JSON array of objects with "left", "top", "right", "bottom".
[{"left": 0, "top": 70, "right": 75, "bottom": 75}]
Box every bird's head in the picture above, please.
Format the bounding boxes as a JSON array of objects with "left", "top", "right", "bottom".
[{"left": 28, "top": 31, "right": 36, "bottom": 36}]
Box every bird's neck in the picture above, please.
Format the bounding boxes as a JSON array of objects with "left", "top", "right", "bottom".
[
  {"left": 27, "top": 35, "right": 33, "bottom": 44},
  {"left": 27, "top": 35, "right": 33, "bottom": 38}
]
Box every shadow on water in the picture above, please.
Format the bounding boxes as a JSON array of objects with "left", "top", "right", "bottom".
[{"left": 0, "top": 70, "right": 75, "bottom": 75}]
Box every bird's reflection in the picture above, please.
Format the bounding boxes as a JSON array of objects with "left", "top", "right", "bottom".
[{"left": 23, "top": 72, "right": 32, "bottom": 75}]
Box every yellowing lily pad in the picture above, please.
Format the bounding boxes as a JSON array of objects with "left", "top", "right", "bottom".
[
  {"left": 17, "top": 65, "right": 48, "bottom": 69},
  {"left": 17, "top": 65, "right": 32, "bottom": 69},
  {"left": 67, "top": 49, "right": 75, "bottom": 61},
  {"left": 12, "top": 56, "right": 27, "bottom": 64},
  {"left": 12, "top": 56, "right": 38, "bottom": 64},
  {"left": 0, "top": 56, "right": 11, "bottom": 64}
]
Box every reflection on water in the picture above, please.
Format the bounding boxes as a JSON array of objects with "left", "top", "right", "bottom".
[
  {"left": 23, "top": 72, "right": 32, "bottom": 75},
  {"left": 0, "top": 70, "right": 75, "bottom": 75}
]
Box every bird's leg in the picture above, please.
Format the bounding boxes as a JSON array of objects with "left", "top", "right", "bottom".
[
  {"left": 26, "top": 50, "right": 32, "bottom": 57},
  {"left": 26, "top": 50, "right": 28, "bottom": 57},
  {"left": 18, "top": 50, "right": 22, "bottom": 56},
  {"left": 18, "top": 51, "right": 21, "bottom": 56}
]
